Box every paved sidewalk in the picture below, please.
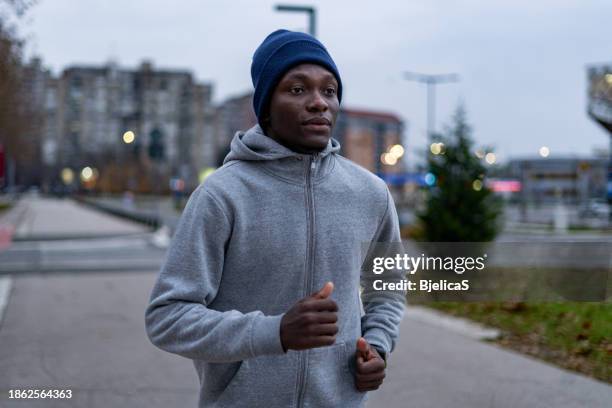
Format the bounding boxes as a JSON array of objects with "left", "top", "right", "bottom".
[
  {"left": 5, "top": 196, "right": 148, "bottom": 240},
  {"left": 0, "top": 271, "right": 199, "bottom": 408},
  {"left": 0, "top": 196, "right": 157, "bottom": 327},
  {"left": 1, "top": 270, "right": 610, "bottom": 408}
]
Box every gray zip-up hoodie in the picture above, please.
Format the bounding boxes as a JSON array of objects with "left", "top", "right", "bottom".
[{"left": 145, "top": 125, "right": 406, "bottom": 408}]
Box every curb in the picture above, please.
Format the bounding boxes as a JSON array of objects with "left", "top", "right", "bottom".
[
  {"left": 74, "top": 197, "right": 161, "bottom": 229},
  {"left": 404, "top": 305, "right": 500, "bottom": 340}
]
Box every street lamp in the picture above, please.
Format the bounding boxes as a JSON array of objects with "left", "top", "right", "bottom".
[
  {"left": 275, "top": 4, "right": 316, "bottom": 37},
  {"left": 114, "top": 130, "right": 136, "bottom": 193},
  {"left": 403, "top": 71, "right": 459, "bottom": 140},
  {"left": 123, "top": 131, "right": 135, "bottom": 144}
]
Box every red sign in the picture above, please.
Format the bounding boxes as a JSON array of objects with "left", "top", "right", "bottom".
[{"left": 488, "top": 179, "right": 522, "bottom": 193}]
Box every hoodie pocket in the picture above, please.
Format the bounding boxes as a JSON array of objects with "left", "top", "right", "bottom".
[
  {"left": 200, "top": 360, "right": 243, "bottom": 396},
  {"left": 302, "top": 341, "right": 366, "bottom": 408},
  {"left": 214, "top": 353, "right": 298, "bottom": 408}
]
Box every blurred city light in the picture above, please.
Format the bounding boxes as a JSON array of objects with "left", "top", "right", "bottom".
[
  {"left": 539, "top": 146, "right": 550, "bottom": 157},
  {"left": 386, "top": 154, "right": 398, "bottom": 165},
  {"left": 606, "top": 73, "right": 612, "bottom": 85},
  {"left": 60, "top": 168, "right": 74, "bottom": 185},
  {"left": 485, "top": 152, "right": 497, "bottom": 164},
  {"left": 80, "top": 166, "right": 94, "bottom": 182},
  {"left": 430, "top": 142, "right": 444, "bottom": 155},
  {"left": 389, "top": 144, "right": 405, "bottom": 158},
  {"left": 488, "top": 179, "right": 522, "bottom": 192},
  {"left": 475, "top": 149, "right": 485, "bottom": 159},
  {"left": 122, "top": 131, "right": 135, "bottom": 144},
  {"left": 198, "top": 167, "right": 216, "bottom": 183},
  {"left": 472, "top": 179, "right": 483, "bottom": 191},
  {"left": 380, "top": 153, "right": 388, "bottom": 165},
  {"left": 424, "top": 172, "right": 436, "bottom": 186}
]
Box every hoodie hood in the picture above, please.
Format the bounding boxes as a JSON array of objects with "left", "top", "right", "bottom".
[{"left": 222, "top": 125, "right": 341, "bottom": 185}]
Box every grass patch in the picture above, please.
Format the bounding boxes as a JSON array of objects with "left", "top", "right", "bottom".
[
  {"left": 0, "top": 201, "right": 12, "bottom": 214},
  {"left": 420, "top": 301, "right": 612, "bottom": 383}
]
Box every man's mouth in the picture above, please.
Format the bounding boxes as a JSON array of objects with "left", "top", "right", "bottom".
[{"left": 302, "top": 118, "right": 331, "bottom": 128}]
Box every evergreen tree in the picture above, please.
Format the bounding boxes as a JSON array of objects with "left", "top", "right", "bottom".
[{"left": 415, "top": 105, "right": 503, "bottom": 242}]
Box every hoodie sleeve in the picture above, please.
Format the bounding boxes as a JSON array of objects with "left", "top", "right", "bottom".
[
  {"left": 145, "top": 184, "right": 285, "bottom": 363},
  {"left": 360, "top": 187, "right": 407, "bottom": 355}
]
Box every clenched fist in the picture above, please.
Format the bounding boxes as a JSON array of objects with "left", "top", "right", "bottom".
[
  {"left": 280, "top": 282, "right": 338, "bottom": 351},
  {"left": 354, "top": 337, "right": 386, "bottom": 392}
]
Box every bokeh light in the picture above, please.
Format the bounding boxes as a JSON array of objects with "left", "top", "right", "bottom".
[
  {"left": 389, "top": 144, "right": 404, "bottom": 158},
  {"left": 60, "top": 168, "right": 74, "bottom": 185},
  {"left": 424, "top": 172, "right": 436, "bottom": 186},
  {"left": 123, "top": 131, "right": 135, "bottom": 144}
]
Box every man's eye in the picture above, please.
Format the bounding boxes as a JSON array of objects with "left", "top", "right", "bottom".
[
  {"left": 290, "top": 87, "right": 304, "bottom": 94},
  {"left": 325, "top": 87, "right": 336, "bottom": 96}
]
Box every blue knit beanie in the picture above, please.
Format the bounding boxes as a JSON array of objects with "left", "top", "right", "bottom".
[{"left": 251, "top": 29, "right": 342, "bottom": 127}]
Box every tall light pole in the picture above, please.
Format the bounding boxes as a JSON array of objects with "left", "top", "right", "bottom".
[
  {"left": 275, "top": 4, "right": 316, "bottom": 37},
  {"left": 404, "top": 71, "right": 459, "bottom": 140}
]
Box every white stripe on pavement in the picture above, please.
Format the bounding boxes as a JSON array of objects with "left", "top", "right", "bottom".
[{"left": 0, "top": 276, "right": 13, "bottom": 328}]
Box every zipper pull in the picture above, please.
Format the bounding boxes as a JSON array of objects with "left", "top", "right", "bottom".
[{"left": 311, "top": 154, "right": 318, "bottom": 171}]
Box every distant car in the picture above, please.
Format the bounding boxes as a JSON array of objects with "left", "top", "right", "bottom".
[{"left": 579, "top": 200, "right": 609, "bottom": 218}]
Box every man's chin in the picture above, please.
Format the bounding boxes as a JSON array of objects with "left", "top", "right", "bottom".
[
  {"left": 302, "top": 141, "right": 329, "bottom": 154},
  {"left": 302, "top": 131, "right": 331, "bottom": 148}
]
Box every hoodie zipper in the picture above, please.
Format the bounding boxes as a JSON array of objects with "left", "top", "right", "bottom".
[{"left": 296, "top": 153, "right": 317, "bottom": 408}]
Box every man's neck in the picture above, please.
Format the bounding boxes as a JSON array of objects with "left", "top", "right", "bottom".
[{"left": 263, "top": 132, "right": 325, "bottom": 155}]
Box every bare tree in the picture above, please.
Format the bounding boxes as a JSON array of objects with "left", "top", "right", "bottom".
[{"left": 0, "top": 0, "right": 40, "bottom": 188}]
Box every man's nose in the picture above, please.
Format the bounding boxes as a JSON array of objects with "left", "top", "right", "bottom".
[{"left": 306, "top": 91, "right": 328, "bottom": 112}]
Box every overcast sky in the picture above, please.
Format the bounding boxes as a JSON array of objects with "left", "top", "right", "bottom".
[{"left": 17, "top": 0, "right": 612, "bottom": 166}]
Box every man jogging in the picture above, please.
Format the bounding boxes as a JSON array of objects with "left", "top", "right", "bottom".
[{"left": 145, "top": 29, "right": 406, "bottom": 408}]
